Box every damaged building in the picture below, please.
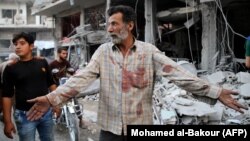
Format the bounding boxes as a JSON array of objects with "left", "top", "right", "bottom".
[
  {"left": 30, "top": 0, "right": 250, "bottom": 125},
  {"left": 0, "top": 0, "right": 54, "bottom": 63},
  {"left": 31, "top": 0, "right": 250, "bottom": 72}
]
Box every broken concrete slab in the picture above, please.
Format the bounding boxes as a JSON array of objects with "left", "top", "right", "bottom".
[
  {"left": 206, "top": 71, "right": 226, "bottom": 84},
  {"left": 239, "top": 83, "right": 250, "bottom": 98},
  {"left": 172, "top": 97, "right": 217, "bottom": 117},
  {"left": 236, "top": 72, "right": 250, "bottom": 83}
]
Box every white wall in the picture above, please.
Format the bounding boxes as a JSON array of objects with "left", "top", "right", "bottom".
[
  {"left": 0, "top": 3, "right": 27, "bottom": 24},
  {"left": 0, "top": 1, "right": 52, "bottom": 27}
]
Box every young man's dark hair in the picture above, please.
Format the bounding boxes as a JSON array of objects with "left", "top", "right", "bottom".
[
  {"left": 107, "top": 5, "right": 136, "bottom": 24},
  {"left": 57, "top": 47, "right": 68, "bottom": 53},
  {"left": 12, "top": 32, "right": 35, "bottom": 45}
]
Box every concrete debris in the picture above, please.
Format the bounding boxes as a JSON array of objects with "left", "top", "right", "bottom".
[
  {"left": 239, "top": 83, "right": 250, "bottom": 98},
  {"left": 177, "top": 61, "right": 198, "bottom": 76},
  {"left": 153, "top": 69, "right": 250, "bottom": 125},
  {"left": 174, "top": 97, "right": 194, "bottom": 106},
  {"left": 172, "top": 98, "right": 216, "bottom": 117},
  {"left": 88, "top": 138, "right": 94, "bottom": 141},
  {"left": 205, "top": 71, "right": 226, "bottom": 84},
  {"left": 207, "top": 102, "right": 224, "bottom": 122},
  {"left": 181, "top": 116, "right": 196, "bottom": 125},
  {"left": 225, "top": 119, "right": 242, "bottom": 125},
  {"left": 224, "top": 71, "right": 237, "bottom": 83},
  {"left": 236, "top": 72, "right": 250, "bottom": 83},
  {"left": 160, "top": 109, "right": 177, "bottom": 125}
]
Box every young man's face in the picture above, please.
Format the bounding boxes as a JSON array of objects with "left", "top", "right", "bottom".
[
  {"left": 107, "top": 12, "right": 130, "bottom": 44},
  {"left": 59, "top": 50, "right": 68, "bottom": 60},
  {"left": 14, "top": 38, "right": 33, "bottom": 58}
]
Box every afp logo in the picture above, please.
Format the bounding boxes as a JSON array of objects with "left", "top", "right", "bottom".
[{"left": 223, "top": 129, "right": 247, "bottom": 138}]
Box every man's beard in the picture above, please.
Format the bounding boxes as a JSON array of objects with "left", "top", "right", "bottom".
[
  {"left": 59, "top": 56, "right": 67, "bottom": 61},
  {"left": 109, "top": 27, "right": 128, "bottom": 44}
]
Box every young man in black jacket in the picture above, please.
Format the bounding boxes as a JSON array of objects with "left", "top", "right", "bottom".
[{"left": 2, "top": 32, "right": 57, "bottom": 141}]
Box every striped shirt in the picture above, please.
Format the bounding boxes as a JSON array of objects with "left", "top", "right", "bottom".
[{"left": 46, "top": 40, "right": 221, "bottom": 135}]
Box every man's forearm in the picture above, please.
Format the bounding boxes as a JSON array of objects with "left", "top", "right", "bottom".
[{"left": 2, "top": 97, "right": 13, "bottom": 124}]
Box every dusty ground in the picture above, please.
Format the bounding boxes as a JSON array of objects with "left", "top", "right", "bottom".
[{"left": 76, "top": 98, "right": 100, "bottom": 141}]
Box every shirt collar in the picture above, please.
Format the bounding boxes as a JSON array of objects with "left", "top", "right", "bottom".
[{"left": 111, "top": 38, "right": 137, "bottom": 52}]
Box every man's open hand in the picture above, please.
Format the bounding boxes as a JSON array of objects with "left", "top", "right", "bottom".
[
  {"left": 218, "top": 89, "right": 248, "bottom": 113},
  {"left": 26, "top": 96, "right": 51, "bottom": 121}
]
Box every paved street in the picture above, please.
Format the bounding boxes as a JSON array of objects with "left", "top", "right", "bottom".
[{"left": 0, "top": 99, "right": 100, "bottom": 141}]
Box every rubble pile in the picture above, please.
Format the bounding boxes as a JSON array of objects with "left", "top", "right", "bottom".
[{"left": 153, "top": 71, "right": 250, "bottom": 125}]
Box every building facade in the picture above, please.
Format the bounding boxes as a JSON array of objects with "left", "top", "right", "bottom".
[
  {"left": 31, "top": 0, "right": 250, "bottom": 72},
  {"left": 0, "top": 0, "right": 54, "bottom": 63}
]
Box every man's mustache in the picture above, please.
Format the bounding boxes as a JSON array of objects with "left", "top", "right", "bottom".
[{"left": 109, "top": 33, "right": 118, "bottom": 37}]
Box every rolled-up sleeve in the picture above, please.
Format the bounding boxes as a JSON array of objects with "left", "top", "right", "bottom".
[{"left": 205, "top": 85, "right": 221, "bottom": 99}]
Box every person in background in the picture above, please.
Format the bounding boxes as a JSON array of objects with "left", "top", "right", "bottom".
[
  {"left": 49, "top": 47, "right": 72, "bottom": 86},
  {"left": 245, "top": 36, "right": 250, "bottom": 69},
  {"left": 49, "top": 47, "right": 85, "bottom": 128},
  {"left": 0, "top": 53, "right": 20, "bottom": 82},
  {"left": 0, "top": 53, "right": 20, "bottom": 119},
  {"left": 26, "top": 5, "right": 248, "bottom": 141},
  {"left": 2, "top": 32, "right": 57, "bottom": 141}
]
